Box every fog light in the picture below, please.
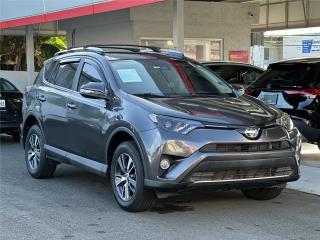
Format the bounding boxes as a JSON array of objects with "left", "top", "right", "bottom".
[{"left": 160, "top": 159, "right": 170, "bottom": 170}]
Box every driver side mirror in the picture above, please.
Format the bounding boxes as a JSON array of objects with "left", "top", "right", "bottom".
[{"left": 79, "top": 82, "right": 110, "bottom": 99}]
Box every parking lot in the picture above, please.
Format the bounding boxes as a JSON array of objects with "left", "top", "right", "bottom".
[{"left": 1, "top": 134, "right": 319, "bottom": 240}]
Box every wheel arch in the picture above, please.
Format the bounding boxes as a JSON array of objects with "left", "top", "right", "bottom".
[
  {"left": 22, "top": 113, "right": 44, "bottom": 148},
  {"left": 105, "top": 126, "right": 149, "bottom": 178}
]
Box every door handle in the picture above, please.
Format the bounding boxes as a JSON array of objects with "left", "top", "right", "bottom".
[
  {"left": 38, "top": 95, "right": 46, "bottom": 102},
  {"left": 67, "top": 102, "right": 77, "bottom": 109}
]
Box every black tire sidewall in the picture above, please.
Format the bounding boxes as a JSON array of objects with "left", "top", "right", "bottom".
[
  {"left": 110, "top": 141, "right": 146, "bottom": 210},
  {"left": 25, "top": 125, "right": 47, "bottom": 178}
]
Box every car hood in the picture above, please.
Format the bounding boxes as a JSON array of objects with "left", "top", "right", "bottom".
[{"left": 130, "top": 94, "right": 280, "bottom": 126}]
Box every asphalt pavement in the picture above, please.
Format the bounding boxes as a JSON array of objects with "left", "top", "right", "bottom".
[{"left": 1, "top": 134, "right": 320, "bottom": 240}]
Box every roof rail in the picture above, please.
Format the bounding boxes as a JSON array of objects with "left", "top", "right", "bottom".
[
  {"left": 54, "top": 46, "right": 104, "bottom": 56},
  {"left": 54, "top": 44, "right": 185, "bottom": 58},
  {"left": 84, "top": 44, "right": 161, "bottom": 52}
]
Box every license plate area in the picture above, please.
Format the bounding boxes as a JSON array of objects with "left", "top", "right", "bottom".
[{"left": 0, "top": 99, "right": 6, "bottom": 108}]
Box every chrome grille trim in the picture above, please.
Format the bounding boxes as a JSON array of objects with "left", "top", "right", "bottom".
[{"left": 189, "top": 167, "right": 293, "bottom": 183}]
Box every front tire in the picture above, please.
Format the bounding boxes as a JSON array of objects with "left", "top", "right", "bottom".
[
  {"left": 25, "top": 125, "right": 57, "bottom": 178},
  {"left": 241, "top": 186, "right": 285, "bottom": 200},
  {"left": 110, "top": 141, "right": 155, "bottom": 212}
]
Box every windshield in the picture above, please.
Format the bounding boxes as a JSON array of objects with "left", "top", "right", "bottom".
[
  {"left": 0, "top": 79, "right": 19, "bottom": 92},
  {"left": 251, "top": 63, "right": 320, "bottom": 89},
  {"left": 110, "top": 59, "right": 234, "bottom": 97}
]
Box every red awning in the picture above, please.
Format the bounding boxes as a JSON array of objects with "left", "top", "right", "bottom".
[{"left": 0, "top": 0, "right": 163, "bottom": 29}]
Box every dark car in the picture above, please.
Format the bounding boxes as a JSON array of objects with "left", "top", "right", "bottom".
[
  {"left": 0, "top": 78, "right": 23, "bottom": 141},
  {"left": 22, "top": 45, "right": 301, "bottom": 212},
  {"left": 203, "top": 61, "right": 264, "bottom": 90},
  {"left": 246, "top": 58, "right": 320, "bottom": 149}
]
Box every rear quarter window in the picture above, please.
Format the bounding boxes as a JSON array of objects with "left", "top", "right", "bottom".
[{"left": 44, "top": 60, "right": 58, "bottom": 83}]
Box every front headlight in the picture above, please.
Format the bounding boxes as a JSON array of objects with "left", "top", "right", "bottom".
[
  {"left": 276, "top": 113, "right": 294, "bottom": 131},
  {"left": 149, "top": 114, "right": 202, "bottom": 134}
]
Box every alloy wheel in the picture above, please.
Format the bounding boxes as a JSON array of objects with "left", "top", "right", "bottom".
[
  {"left": 114, "top": 153, "right": 137, "bottom": 201},
  {"left": 27, "top": 134, "right": 41, "bottom": 170}
]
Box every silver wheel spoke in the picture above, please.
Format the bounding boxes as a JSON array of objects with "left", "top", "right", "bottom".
[
  {"left": 34, "top": 136, "right": 39, "bottom": 149},
  {"left": 27, "top": 151, "right": 35, "bottom": 161},
  {"left": 124, "top": 182, "right": 130, "bottom": 201},
  {"left": 127, "top": 157, "right": 133, "bottom": 173},
  {"left": 27, "top": 134, "right": 41, "bottom": 170},
  {"left": 118, "top": 155, "right": 127, "bottom": 174},
  {"left": 128, "top": 177, "right": 136, "bottom": 193},
  {"left": 29, "top": 135, "right": 34, "bottom": 148},
  {"left": 115, "top": 153, "right": 137, "bottom": 202},
  {"left": 115, "top": 174, "right": 126, "bottom": 186}
]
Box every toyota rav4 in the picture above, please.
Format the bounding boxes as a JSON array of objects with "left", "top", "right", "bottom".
[{"left": 22, "top": 45, "right": 301, "bottom": 212}]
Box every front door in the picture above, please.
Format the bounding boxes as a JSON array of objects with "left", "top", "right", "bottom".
[{"left": 66, "top": 59, "right": 109, "bottom": 162}]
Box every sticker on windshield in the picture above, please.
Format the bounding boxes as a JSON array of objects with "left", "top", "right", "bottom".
[{"left": 116, "top": 69, "right": 143, "bottom": 83}]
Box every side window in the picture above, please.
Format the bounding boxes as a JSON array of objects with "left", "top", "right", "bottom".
[
  {"left": 54, "top": 61, "right": 79, "bottom": 89},
  {"left": 33, "top": 67, "right": 44, "bottom": 85},
  {"left": 44, "top": 61, "right": 57, "bottom": 83},
  {"left": 77, "top": 62, "right": 103, "bottom": 90}
]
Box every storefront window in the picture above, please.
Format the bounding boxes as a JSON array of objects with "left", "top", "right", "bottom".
[{"left": 141, "top": 38, "right": 223, "bottom": 62}]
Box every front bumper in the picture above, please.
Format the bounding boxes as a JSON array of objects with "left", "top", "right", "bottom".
[{"left": 141, "top": 126, "right": 301, "bottom": 190}]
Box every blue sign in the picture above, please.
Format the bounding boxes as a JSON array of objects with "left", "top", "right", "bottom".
[{"left": 302, "top": 40, "right": 313, "bottom": 53}]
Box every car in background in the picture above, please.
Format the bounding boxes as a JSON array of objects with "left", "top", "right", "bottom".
[
  {"left": 203, "top": 61, "right": 264, "bottom": 91},
  {"left": 246, "top": 58, "right": 320, "bottom": 149},
  {"left": 0, "top": 78, "right": 23, "bottom": 142}
]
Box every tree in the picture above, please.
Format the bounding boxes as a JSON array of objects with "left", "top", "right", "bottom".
[{"left": 0, "top": 36, "right": 67, "bottom": 71}]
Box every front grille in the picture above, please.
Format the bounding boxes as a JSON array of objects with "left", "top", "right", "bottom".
[
  {"left": 199, "top": 141, "right": 290, "bottom": 153},
  {"left": 189, "top": 167, "right": 293, "bottom": 182}
]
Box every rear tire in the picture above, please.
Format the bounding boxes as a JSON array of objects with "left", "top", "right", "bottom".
[
  {"left": 241, "top": 186, "right": 285, "bottom": 200},
  {"left": 25, "top": 125, "right": 57, "bottom": 178},
  {"left": 110, "top": 141, "right": 155, "bottom": 212}
]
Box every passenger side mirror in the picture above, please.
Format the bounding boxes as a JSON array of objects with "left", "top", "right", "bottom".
[{"left": 79, "top": 82, "right": 109, "bottom": 99}]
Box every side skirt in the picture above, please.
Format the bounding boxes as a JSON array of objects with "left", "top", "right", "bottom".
[{"left": 44, "top": 144, "right": 108, "bottom": 176}]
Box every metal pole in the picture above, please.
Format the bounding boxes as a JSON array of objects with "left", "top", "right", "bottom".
[
  {"left": 26, "top": 25, "right": 35, "bottom": 86},
  {"left": 172, "top": 0, "right": 184, "bottom": 52}
]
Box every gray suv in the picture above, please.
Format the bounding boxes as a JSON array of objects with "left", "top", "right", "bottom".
[{"left": 22, "top": 45, "right": 301, "bottom": 212}]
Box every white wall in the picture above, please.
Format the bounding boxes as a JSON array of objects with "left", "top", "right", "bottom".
[
  {"left": 0, "top": 71, "right": 38, "bottom": 92},
  {"left": 60, "top": 9, "right": 134, "bottom": 47},
  {"left": 131, "top": 0, "right": 259, "bottom": 61},
  {"left": 59, "top": 0, "right": 259, "bottom": 61}
]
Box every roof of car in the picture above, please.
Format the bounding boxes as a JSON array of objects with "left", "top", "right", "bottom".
[{"left": 271, "top": 57, "right": 320, "bottom": 65}]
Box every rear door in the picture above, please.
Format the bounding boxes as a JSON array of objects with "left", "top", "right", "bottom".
[
  {"left": 39, "top": 57, "right": 81, "bottom": 151},
  {"left": 66, "top": 58, "right": 108, "bottom": 162}
]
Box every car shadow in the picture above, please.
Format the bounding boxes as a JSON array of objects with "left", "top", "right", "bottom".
[{"left": 0, "top": 134, "right": 17, "bottom": 144}]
